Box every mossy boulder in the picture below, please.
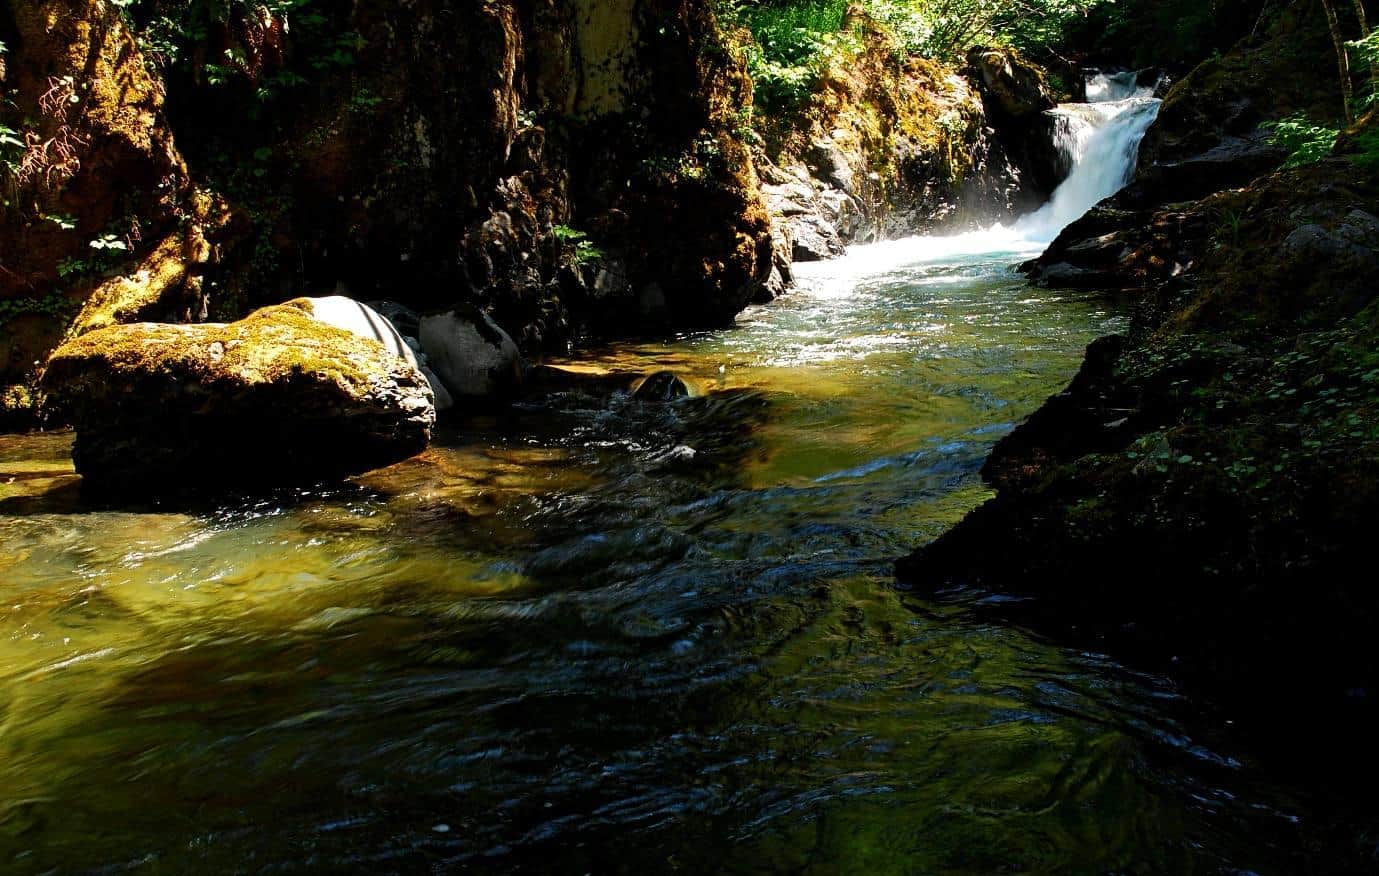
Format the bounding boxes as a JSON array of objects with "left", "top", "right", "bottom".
[{"left": 43, "top": 300, "right": 435, "bottom": 493}]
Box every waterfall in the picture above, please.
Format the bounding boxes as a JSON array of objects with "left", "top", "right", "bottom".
[
  {"left": 1085, "top": 69, "right": 1158, "bottom": 103},
  {"left": 1015, "top": 72, "right": 1162, "bottom": 243},
  {"left": 792, "top": 69, "right": 1163, "bottom": 286}
]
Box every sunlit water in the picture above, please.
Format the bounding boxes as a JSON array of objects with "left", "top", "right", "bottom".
[{"left": 0, "top": 238, "right": 1352, "bottom": 873}]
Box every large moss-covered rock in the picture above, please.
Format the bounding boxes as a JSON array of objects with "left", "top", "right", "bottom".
[
  {"left": 43, "top": 300, "right": 435, "bottom": 492},
  {"left": 966, "top": 46, "right": 1056, "bottom": 121}
]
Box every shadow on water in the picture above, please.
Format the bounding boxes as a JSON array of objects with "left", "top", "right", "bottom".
[{"left": 0, "top": 254, "right": 1371, "bottom": 873}]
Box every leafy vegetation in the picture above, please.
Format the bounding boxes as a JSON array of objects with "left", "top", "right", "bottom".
[
  {"left": 113, "top": 0, "right": 361, "bottom": 115},
  {"left": 1263, "top": 24, "right": 1379, "bottom": 170},
  {"left": 553, "top": 225, "right": 606, "bottom": 266},
  {"left": 728, "top": 0, "right": 1113, "bottom": 117},
  {"left": 1267, "top": 114, "right": 1342, "bottom": 167}
]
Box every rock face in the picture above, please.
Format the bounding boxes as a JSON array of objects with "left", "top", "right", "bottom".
[
  {"left": 0, "top": 1, "right": 234, "bottom": 423},
  {"left": 43, "top": 300, "right": 435, "bottom": 492},
  {"left": 418, "top": 308, "right": 524, "bottom": 400},
  {"left": 966, "top": 47, "right": 1057, "bottom": 121},
  {"left": 1, "top": 0, "right": 776, "bottom": 430},
  {"left": 234, "top": 0, "right": 773, "bottom": 344},
  {"left": 901, "top": 0, "right": 1379, "bottom": 727}
]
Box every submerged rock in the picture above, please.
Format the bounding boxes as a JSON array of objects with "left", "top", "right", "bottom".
[
  {"left": 418, "top": 307, "right": 523, "bottom": 400},
  {"left": 632, "top": 372, "right": 692, "bottom": 402},
  {"left": 43, "top": 300, "right": 435, "bottom": 492}
]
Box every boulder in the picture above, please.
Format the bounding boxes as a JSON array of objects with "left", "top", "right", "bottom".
[
  {"left": 790, "top": 215, "right": 848, "bottom": 262},
  {"left": 42, "top": 300, "right": 435, "bottom": 492},
  {"left": 313, "top": 296, "right": 457, "bottom": 414},
  {"left": 417, "top": 307, "right": 523, "bottom": 400}
]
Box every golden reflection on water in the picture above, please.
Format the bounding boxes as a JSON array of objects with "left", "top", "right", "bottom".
[{"left": 0, "top": 256, "right": 1320, "bottom": 872}]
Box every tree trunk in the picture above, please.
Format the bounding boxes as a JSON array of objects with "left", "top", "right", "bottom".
[
  {"left": 1321, "top": 0, "right": 1355, "bottom": 124},
  {"left": 1353, "top": 0, "right": 1378, "bottom": 91}
]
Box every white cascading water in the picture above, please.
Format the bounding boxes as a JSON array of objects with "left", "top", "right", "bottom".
[
  {"left": 1015, "top": 71, "right": 1162, "bottom": 241},
  {"left": 794, "top": 70, "right": 1162, "bottom": 289}
]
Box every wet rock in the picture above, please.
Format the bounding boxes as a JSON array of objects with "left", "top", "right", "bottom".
[
  {"left": 366, "top": 301, "right": 423, "bottom": 339},
  {"left": 791, "top": 215, "right": 848, "bottom": 262},
  {"left": 632, "top": 372, "right": 691, "bottom": 402},
  {"left": 315, "top": 297, "right": 455, "bottom": 413},
  {"left": 42, "top": 300, "right": 436, "bottom": 492},
  {"left": 808, "top": 141, "right": 857, "bottom": 195},
  {"left": 1124, "top": 130, "right": 1286, "bottom": 208},
  {"left": 967, "top": 47, "right": 1056, "bottom": 121},
  {"left": 418, "top": 307, "right": 523, "bottom": 400}
]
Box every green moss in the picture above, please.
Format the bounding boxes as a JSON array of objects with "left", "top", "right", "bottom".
[{"left": 48, "top": 299, "right": 415, "bottom": 399}]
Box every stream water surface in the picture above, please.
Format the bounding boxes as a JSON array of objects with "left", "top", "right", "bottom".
[
  {"left": 0, "top": 78, "right": 1358, "bottom": 874},
  {"left": 0, "top": 237, "right": 1353, "bottom": 874}
]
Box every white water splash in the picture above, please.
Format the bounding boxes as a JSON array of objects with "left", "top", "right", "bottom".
[
  {"left": 1085, "top": 69, "right": 1158, "bottom": 103},
  {"left": 1015, "top": 96, "right": 1161, "bottom": 242}
]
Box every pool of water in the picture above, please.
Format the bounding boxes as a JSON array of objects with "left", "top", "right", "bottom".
[{"left": 0, "top": 239, "right": 1342, "bottom": 872}]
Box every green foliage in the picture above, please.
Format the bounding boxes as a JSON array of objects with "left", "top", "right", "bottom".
[
  {"left": 1266, "top": 114, "right": 1340, "bottom": 168},
  {"left": 119, "top": 0, "right": 360, "bottom": 110},
  {"left": 1349, "top": 31, "right": 1379, "bottom": 112},
  {"left": 734, "top": 0, "right": 854, "bottom": 114},
  {"left": 1062, "top": 0, "right": 1269, "bottom": 70},
  {"left": 0, "top": 293, "right": 76, "bottom": 323},
  {"left": 55, "top": 232, "right": 133, "bottom": 279},
  {"left": 729, "top": 0, "right": 1110, "bottom": 117},
  {"left": 1345, "top": 125, "right": 1379, "bottom": 171},
  {"left": 553, "top": 225, "right": 606, "bottom": 266}
]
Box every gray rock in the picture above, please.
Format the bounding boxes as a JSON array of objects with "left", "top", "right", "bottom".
[
  {"left": 790, "top": 215, "right": 847, "bottom": 262},
  {"left": 808, "top": 140, "right": 856, "bottom": 195},
  {"left": 418, "top": 307, "right": 523, "bottom": 400},
  {"left": 818, "top": 189, "right": 862, "bottom": 239}
]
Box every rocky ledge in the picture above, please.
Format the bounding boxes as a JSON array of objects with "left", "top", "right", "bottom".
[
  {"left": 43, "top": 299, "right": 435, "bottom": 493},
  {"left": 899, "top": 155, "right": 1379, "bottom": 718}
]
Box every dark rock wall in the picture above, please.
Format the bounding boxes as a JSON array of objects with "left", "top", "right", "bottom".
[
  {"left": 224, "top": 0, "right": 774, "bottom": 349},
  {"left": 1, "top": 0, "right": 776, "bottom": 428},
  {"left": 902, "top": 0, "right": 1379, "bottom": 722}
]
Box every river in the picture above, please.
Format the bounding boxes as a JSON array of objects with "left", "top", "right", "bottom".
[{"left": 0, "top": 78, "right": 1351, "bottom": 873}]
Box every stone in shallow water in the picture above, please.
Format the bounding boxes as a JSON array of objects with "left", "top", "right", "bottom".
[
  {"left": 43, "top": 299, "right": 435, "bottom": 493},
  {"left": 632, "top": 371, "right": 691, "bottom": 402},
  {"left": 418, "top": 307, "right": 523, "bottom": 400}
]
